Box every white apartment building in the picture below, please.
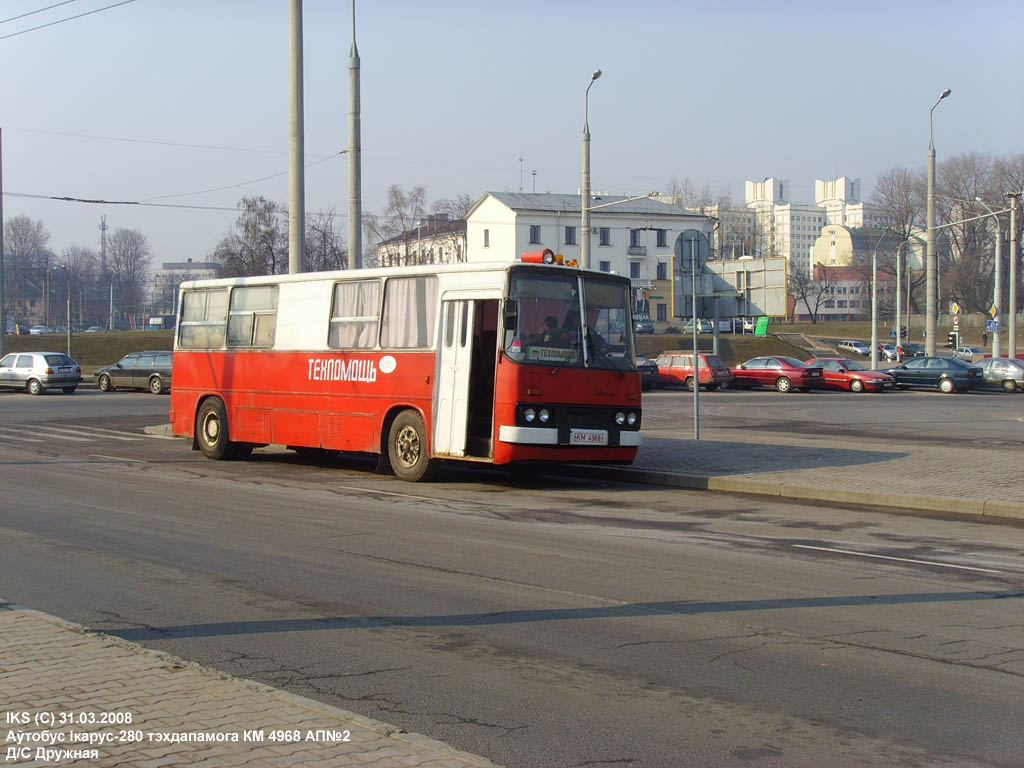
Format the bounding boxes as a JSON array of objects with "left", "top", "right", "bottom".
[
  {"left": 743, "top": 176, "right": 895, "bottom": 277},
  {"left": 465, "top": 192, "right": 713, "bottom": 327}
]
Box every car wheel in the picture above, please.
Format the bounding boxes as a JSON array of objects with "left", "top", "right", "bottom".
[
  {"left": 850, "top": 379, "right": 864, "bottom": 393},
  {"left": 27, "top": 379, "right": 43, "bottom": 396},
  {"left": 685, "top": 377, "right": 696, "bottom": 392},
  {"left": 388, "top": 409, "right": 436, "bottom": 482},
  {"left": 1003, "top": 379, "right": 1018, "bottom": 393},
  {"left": 196, "top": 398, "right": 249, "bottom": 460},
  {"left": 98, "top": 374, "right": 112, "bottom": 392},
  {"left": 149, "top": 376, "right": 164, "bottom": 395},
  {"left": 938, "top": 378, "right": 955, "bottom": 394},
  {"left": 775, "top": 377, "right": 792, "bottom": 393},
  {"left": 62, "top": 386, "right": 76, "bottom": 394}
]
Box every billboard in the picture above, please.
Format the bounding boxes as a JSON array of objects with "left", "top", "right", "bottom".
[{"left": 674, "top": 256, "right": 788, "bottom": 319}]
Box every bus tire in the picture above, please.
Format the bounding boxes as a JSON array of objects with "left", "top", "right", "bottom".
[
  {"left": 388, "top": 409, "right": 436, "bottom": 482},
  {"left": 196, "top": 398, "right": 247, "bottom": 460}
]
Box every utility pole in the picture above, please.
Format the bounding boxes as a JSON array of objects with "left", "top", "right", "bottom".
[
  {"left": 99, "top": 215, "right": 108, "bottom": 273},
  {"left": 288, "top": 0, "right": 305, "bottom": 274},
  {"left": 347, "top": 0, "right": 361, "bottom": 270},
  {"left": 1008, "top": 192, "right": 1019, "bottom": 359}
]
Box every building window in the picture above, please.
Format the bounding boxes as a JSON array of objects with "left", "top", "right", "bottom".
[
  {"left": 483, "top": 229, "right": 489, "bottom": 248},
  {"left": 599, "top": 227, "right": 611, "bottom": 246},
  {"left": 656, "top": 304, "right": 667, "bottom": 322},
  {"left": 630, "top": 229, "right": 641, "bottom": 247},
  {"left": 599, "top": 261, "right": 611, "bottom": 273},
  {"left": 656, "top": 229, "right": 667, "bottom": 248},
  {"left": 529, "top": 224, "right": 541, "bottom": 244},
  {"left": 656, "top": 262, "right": 667, "bottom": 280},
  {"left": 565, "top": 226, "right": 577, "bottom": 246},
  {"left": 629, "top": 262, "right": 640, "bottom": 279}
]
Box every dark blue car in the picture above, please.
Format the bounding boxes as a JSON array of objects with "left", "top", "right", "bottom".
[{"left": 883, "top": 356, "right": 982, "bottom": 393}]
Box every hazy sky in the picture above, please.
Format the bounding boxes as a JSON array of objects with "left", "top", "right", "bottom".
[{"left": 2, "top": 0, "right": 1021, "bottom": 267}]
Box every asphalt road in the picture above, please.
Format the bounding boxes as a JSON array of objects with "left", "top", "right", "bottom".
[{"left": 1, "top": 390, "right": 1023, "bottom": 767}]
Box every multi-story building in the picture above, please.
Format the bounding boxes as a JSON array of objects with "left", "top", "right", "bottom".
[
  {"left": 150, "top": 261, "right": 220, "bottom": 315},
  {"left": 374, "top": 214, "right": 467, "bottom": 267},
  {"left": 464, "top": 192, "right": 713, "bottom": 328}
]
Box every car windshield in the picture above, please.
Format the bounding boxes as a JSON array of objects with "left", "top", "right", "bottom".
[
  {"left": 842, "top": 360, "right": 867, "bottom": 371},
  {"left": 504, "top": 268, "right": 635, "bottom": 372},
  {"left": 44, "top": 354, "right": 75, "bottom": 366}
]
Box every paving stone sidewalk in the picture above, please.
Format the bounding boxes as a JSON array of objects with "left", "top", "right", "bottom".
[{"left": 0, "top": 601, "right": 499, "bottom": 768}]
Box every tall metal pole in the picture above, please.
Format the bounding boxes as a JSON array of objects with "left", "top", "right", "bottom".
[
  {"left": 870, "top": 230, "right": 888, "bottom": 370},
  {"left": 0, "top": 126, "right": 5, "bottom": 356},
  {"left": 580, "top": 70, "right": 600, "bottom": 270},
  {"left": 60, "top": 266, "right": 71, "bottom": 358},
  {"left": 288, "top": 0, "right": 305, "bottom": 274},
  {"left": 895, "top": 239, "right": 902, "bottom": 360},
  {"left": 108, "top": 270, "right": 120, "bottom": 332},
  {"left": 1008, "top": 192, "right": 1019, "bottom": 359},
  {"left": 976, "top": 198, "right": 1002, "bottom": 358},
  {"left": 347, "top": 0, "right": 361, "bottom": 270},
  {"left": 925, "top": 88, "right": 951, "bottom": 356},
  {"left": 690, "top": 234, "right": 699, "bottom": 440}
]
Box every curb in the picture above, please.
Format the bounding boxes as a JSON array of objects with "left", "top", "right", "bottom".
[
  {"left": 555, "top": 464, "right": 1024, "bottom": 521},
  {"left": 0, "top": 599, "right": 502, "bottom": 768}
]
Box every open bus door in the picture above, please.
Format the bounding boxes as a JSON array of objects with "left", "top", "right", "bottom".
[{"left": 435, "top": 298, "right": 498, "bottom": 459}]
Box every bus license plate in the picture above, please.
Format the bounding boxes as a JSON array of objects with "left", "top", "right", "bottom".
[{"left": 570, "top": 429, "right": 607, "bottom": 446}]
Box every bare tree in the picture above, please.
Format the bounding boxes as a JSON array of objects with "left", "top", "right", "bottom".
[
  {"left": 789, "top": 265, "right": 837, "bottom": 324},
  {"left": 366, "top": 185, "right": 429, "bottom": 266},
  {"left": 304, "top": 210, "right": 347, "bottom": 272},
  {"left": 869, "top": 165, "right": 926, "bottom": 244},
  {"left": 3, "top": 215, "right": 55, "bottom": 323},
  {"left": 59, "top": 246, "right": 99, "bottom": 327},
  {"left": 107, "top": 228, "right": 152, "bottom": 317},
  {"left": 213, "top": 196, "right": 288, "bottom": 277},
  {"left": 664, "top": 177, "right": 731, "bottom": 212}
]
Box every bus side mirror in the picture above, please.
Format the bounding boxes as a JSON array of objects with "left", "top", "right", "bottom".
[{"left": 503, "top": 301, "right": 517, "bottom": 331}]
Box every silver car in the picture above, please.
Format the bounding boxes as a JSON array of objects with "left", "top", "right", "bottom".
[
  {"left": 977, "top": 358, "right": 1024, "bottom": 392},
  {"left": 0, "top": 351, "right": 83, "bottom": 395}
]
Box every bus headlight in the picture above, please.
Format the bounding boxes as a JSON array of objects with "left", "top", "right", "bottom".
[
  {"left": 524, "top": 408, "right": 536, "bottom": 423},
  {"left": 627, "top": 412, "right": 637, "bottom": 426},
  {"left": 539, "top": 408, "right": 550, "bottom": 423},
  {"left": 615, "top": 411, "right": 626, "bottom": 425}
]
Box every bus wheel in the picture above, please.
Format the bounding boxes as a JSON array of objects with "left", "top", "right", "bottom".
[
  {"left": 196, "top": 398, "right": 245, "bottom": 460},
  {"left": 388, "top": 409, "right": 436, "bottom": 482}
]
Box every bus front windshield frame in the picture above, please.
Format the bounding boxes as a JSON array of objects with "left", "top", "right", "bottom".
[{"left": 503, "top": 268, "right": 636, "bottom": 372}]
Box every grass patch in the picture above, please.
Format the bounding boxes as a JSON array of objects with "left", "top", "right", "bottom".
[
  {"left": 637, "top": 333, "right": 809, "bottom": 365},
  {"left": 2, "top": 331, "right": 174, "bottom": 373}
]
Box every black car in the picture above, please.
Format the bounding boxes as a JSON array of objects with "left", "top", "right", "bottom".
[
  {"left": 634, "top": 316, "right": 655, "bottom": 334},
  {"left": 884, "top": 356, "right": 982, "bottom": 393},
  {"left": 902, "top": 342, "right": 926, "bottom": 358},
  {"left": 635, "top": 356, "right": 659, "bottom": 391},
  {"left": 94, "top": 350, "right": 173, "bottom": 395}
]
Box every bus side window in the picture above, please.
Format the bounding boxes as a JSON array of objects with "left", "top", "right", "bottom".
[
  {"left": 227, "top": 285, "right": 278, "bottom": 348},
  {"left": 179, "top": 289, "right": 228, "bottom": 349},
  {"left": 329, "top": 280, "right": 380, "bottom": 349},
  {"left": 380, "top": 276, "right": 438, "bottom": 349}
]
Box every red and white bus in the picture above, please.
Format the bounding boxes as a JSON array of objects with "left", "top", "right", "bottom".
[{"left": 169, "top": 252, "right": 642, "bottom": 481}]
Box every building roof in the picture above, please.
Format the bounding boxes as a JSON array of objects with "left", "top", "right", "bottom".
[
  {"left": 377, "top": 215, "right": 466, "bottom": 248},
  {"left": 474, "top": 191, "right": 706, "bottom": 219}
]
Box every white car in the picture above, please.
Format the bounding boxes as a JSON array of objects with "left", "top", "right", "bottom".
[
  {"left": 837, "top": 339, "right": 871, "bottom": 357},
  {"left": 954, "top": 345, "right": 984, "bottom": 361},
  {"left": 28, "top": 325, "right": 51, "bottom": 335}
]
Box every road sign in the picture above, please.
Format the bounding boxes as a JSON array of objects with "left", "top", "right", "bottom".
[
  {"left": 674, "top": 230, "right": 709, "bottom": 273},
  {"left": 950, "top": 302, "right": 962, "bottom": 315},
  {"left": 754, "top": 316, "right": 770, "bottom": 337},
  {"left": 953, "top": 316, "right": 960, "bottom": 330},
  {"left": 989, "top": 304, "right": 998, "bottom": 320},
  {"left": 987, "top": 320, "right": 1001, "bottom": 332}
]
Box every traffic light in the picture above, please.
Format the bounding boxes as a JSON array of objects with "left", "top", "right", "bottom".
[{"left": 946, "top": 331, "right": 958, "bottom": 349}]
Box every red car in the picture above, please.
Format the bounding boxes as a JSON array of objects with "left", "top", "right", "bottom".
[
  {"left": 806, "top": 357, "right": 895, "bottom": 392},
  {"left": 730, "top": 356, "right": 824, "bottom": 392},
  {"left": 653, "top": 351, "right": 733, "bottom": 391}
]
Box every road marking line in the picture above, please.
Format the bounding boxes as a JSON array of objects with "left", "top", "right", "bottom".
[
  {"left": 54, "top": 424, "right": 148, "bottom": 438},
  {"left": 36, "top": 425, "right": 140, "bottom": 441},
  {"left": 20, "top": 428, "right": 93, "bottom": 442},
  {"left": 0, "top": 431, "right": 45, "bottom": 443},
  {"left": 792, "top": 544, "right": 1001, "bottom": 574}
]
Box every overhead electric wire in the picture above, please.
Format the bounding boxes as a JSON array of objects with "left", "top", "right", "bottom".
[
  {"left": 0, "top": 0, "right": 137, "bottom": 42},
  {"left": 7, "top": 126, "right": 308, "bottom": 157},
  {"left": 0, "top": 0, "right": 79, "bottom": 25}
]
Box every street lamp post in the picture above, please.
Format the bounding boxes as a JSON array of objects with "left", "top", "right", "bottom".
[
  {"left": 580, "top": 69, "right": 601, "bottom": 270},
  {"left": 925, "top": 87, "right": 951, "bottom": 356},
  {"left": 1007, "top": 191, "right": 1020, "bottom": 359},
  {"left": 869, "top": 230, "right": 890, "bottom": 370},
  {"left": 109, "top": 270, "right": 122, "bottom": 332},
  {"left": 58, "top": 265, "right": 72, "bottom": 358},
  {"left": 975, "top": 197, "right": 1002, "bottom": 358}
]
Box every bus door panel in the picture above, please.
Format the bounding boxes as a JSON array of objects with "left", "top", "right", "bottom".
[{"left": 435, "top": 299, "right": 474, "bottom": 456}]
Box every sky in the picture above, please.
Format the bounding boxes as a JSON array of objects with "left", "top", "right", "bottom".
[{"left": 1, "top": 0, "right": 1022, "bottom": 268}]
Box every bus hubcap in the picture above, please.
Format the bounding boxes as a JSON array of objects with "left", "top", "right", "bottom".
[
  {"left": 203, "top": 415, "right": 219, "bottom": 442},
  {"left": 395, "top": 426, "right": 420, "bottom": 467}
]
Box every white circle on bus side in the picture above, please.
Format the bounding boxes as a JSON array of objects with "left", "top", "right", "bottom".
[{"left": 379, "top": 355, "right": 397, "bottom": 374}]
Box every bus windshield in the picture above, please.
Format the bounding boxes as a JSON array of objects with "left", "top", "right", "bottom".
[{"left": 503, "top": 269, "right": 635, "bottom": 371}]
